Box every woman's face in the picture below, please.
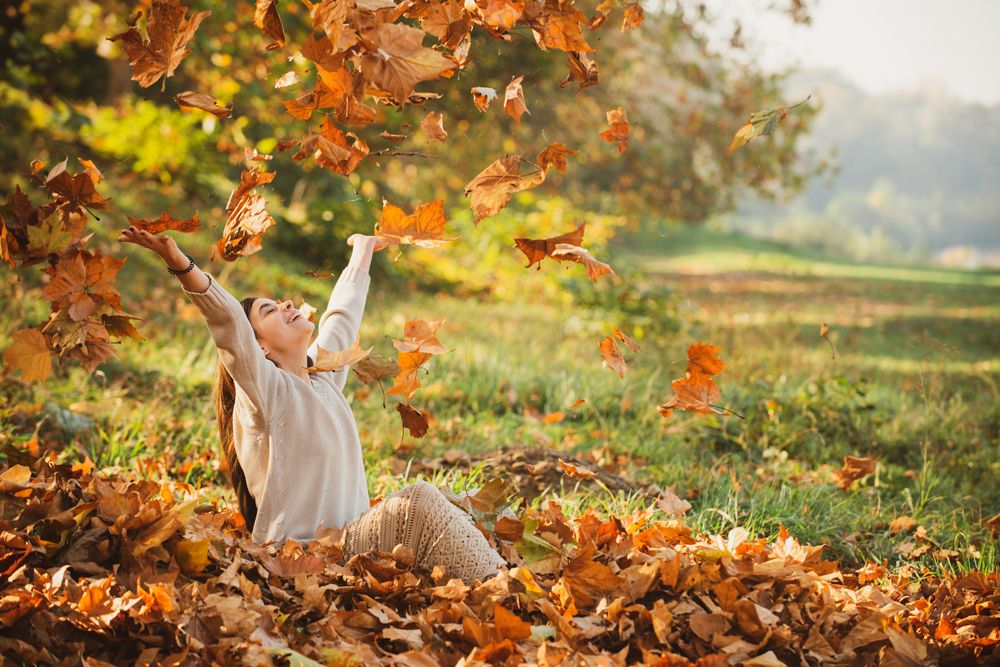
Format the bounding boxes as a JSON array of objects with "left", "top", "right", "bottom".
[{"left": 249, "top": 297, "right": 315, "bottom": 356}]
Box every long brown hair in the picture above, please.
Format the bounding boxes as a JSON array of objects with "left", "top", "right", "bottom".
[{"left": 211, "top": 296, "right": 313, "bottom": 534}]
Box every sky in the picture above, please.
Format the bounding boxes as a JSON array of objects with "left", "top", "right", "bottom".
[{"left": 699, "top": 0, "right": 1000, "bottom": 106}]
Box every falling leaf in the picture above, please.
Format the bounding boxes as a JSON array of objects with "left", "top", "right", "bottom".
[
  {"left": 274, "top": 71, "right": 300, "bottom": 88},
  {"left": 834, "top": 455, "right": 877, "bottom": 491},
  {"left": 726, "top": 95, "right": 811, "bottom": 153},
  {"left": 513, "top": 222, "right": 585, "bottom": 270},
  {"left": 599, "top": 335, "right": 627, "bottom": 378},
  {"left": 126, "top": 212, "right": 200, "bottom": 234},
  {"left": 622, "top": 2, "right": 643, "bottom": 30},
  {"left": 174, "top": 91, "right": 233, "bottom": 118},
  {"left": 420, "top": 110, "right": 448, "bottom": 142},
  {"left": 598, "top": 107, "right": 629, "bottom": 152},
  {"left": 463, "top": 154, "right": 546, "bottom": 224},
  {"left": 358, "top": 23, "right": 457, "bottom": 102},
  {"left": 107, "top": 0, "right": 211, "bottom": 91},
  {"left": 550, "top": 243, "right": 615, "bottom": 281},
  {"left": 308, "top": 338, "right": 373, "bottom": 373},
  {"left": 254, "top": 0, "right": 285, "bottom": 50},
  {"left": 397, "top": 402, "right": 431, "bottom": 438},
  {"left": 374, "top": 200, "right": 455, "bottom": 248},
  {"left": 470, "top": 86, "right": 497, "bottom": 111},
  {"left": 503, "top": 75, "right": 530, "bottom": 123},
  {"left": 2, "top": 328, "right": 52, "bottom": 382},
  {"left": 612, "top": 325, "right": 639, "bottom": 353},
  {"left": 535, "top": 143, "right": 578, "bottom": 173},
  {"left": 212, "top": 167, "right": 276, "bottom": 262}
]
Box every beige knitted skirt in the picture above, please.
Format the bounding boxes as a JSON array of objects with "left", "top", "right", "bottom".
[{"left": 342, "top": 480, "right": 507, "bottom": 583}]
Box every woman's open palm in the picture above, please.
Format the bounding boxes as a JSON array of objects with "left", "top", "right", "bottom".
[{"left": 118, "top": 225, "right": 176, "bottom": 259}]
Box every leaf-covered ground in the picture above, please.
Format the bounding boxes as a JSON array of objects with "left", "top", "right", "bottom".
[{"left": 1, "top": 454, "right": 997, "bottom": 666}]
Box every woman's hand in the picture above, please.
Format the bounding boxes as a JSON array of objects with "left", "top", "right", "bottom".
[
  {"left": 347, "top": 233, "right": 390, "bottom": 253},
  {"left": 119, "top": 225, "right": 182, "bottom": 262}
]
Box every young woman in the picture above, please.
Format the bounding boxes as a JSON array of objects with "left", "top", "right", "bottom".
[{"left": 118, "top": 225, "right": 507, "bottom": 583}]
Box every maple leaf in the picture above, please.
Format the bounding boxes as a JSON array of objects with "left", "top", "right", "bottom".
[
  {"left": 253, "top": 0, "right": 286, "bottom": 50},
  {"left": 212, "top": 168, "right": 276, "bottom": 262},
  {"left": 503, "top": 75, "right": 530, "bottom": 123},
  {"left": 396, "top": 401, "right": 431, "bottom": 438},
  {"left": 686, "top": 341, "right": 725, "bottom": 376},
  {"left": 288, "top": 116, "right": 370, "bottom": 175},
  {"left": 658, "top": 371, "right": 724, "bottom": 415},
  {"left": 599, "top": 107, "right": 629, "bottom": 152},
  {"left": 126, "top": 211, "right": 200, "bottom": 234},
  {"left": 352, "top": 352, "right": 401, "bottom": 385},
  {"left": 174, "top": 91, "right": 233, "bottom": 119},
  {"left": 612, "top": 325, "right": 640, "bottom": 353},
  {"left": 392, "top": 319, "right": 448, "bottom": 355},
  {"left": 409, "top": 0, "right": 472, "bottom": 49},
  {"left": 358, "top": 23, "right": 457, "bottom": 102},
  {"left": 532, "top": 7, "right": 595, "bottom": 52},
  {"left": 513, "top": 222, "right": 585, "bottom": 270},
  {"left": 550, "top": 243, "right": 615, "bottom": 281},
  {"left": 536, "top": 143, "right": 578, "bottom": 173},
  {"left": 385, "top": 350, "right": 433, "bottom": 398},
  {"left": 834, "top": 455, "right": 877, "bottom": 491},
  {"left": 463, "top": 154, "right": 546, "bottom": 224},
  {"left": 374, "top": 200, "right": 455, "bottom": 248},
  {"left": 107, "top": 0, "right": 211, "bottom": 92},
  {"left": 308, "top": 338, "right": 373, "bottom": 373},
  {"left": 43, "top": 157, "right": 111, "bottom": 223},
  {"left": 726, "top": 95, "right": 811, "bottom": 153},
  {"left": 2, "top": 328, "right": 53, "bottom": 382}
]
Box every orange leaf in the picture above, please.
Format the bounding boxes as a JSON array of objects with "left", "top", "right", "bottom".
[{"left": 375, "top": 200, "right": 455, "bottom": 249}]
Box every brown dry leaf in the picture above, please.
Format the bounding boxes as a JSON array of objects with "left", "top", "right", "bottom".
[
  {"left": 550, "top": 243, "right": 615, "bottom": 281},
  {"left": 503, "top": 75, "right": 530, "bottom": 123},
  {"left": 655, "top": 486, "right": 692, "bottom": 517},
  {"left": 835, "top": 455, "right": 877, "bottom": 491},
  {"left": 253, "top": 0, "right": 285, "bottom": 50},
  {"left": 107, "top": 0, "right": 211, "bottom": 91},
  {"left": 374, "top": 199, "right": 455, "bottom": 248},
  {"left": 420, "top": 110, "right": 448, "bottom": 142},
  {"left": 393, "top": 319, "right": 448, "bottom": 355},
  {"left": 557, "top": 459, "right": 597, "bottom": 480},
  {"left": 658, "top": 372, "right": 724, "bottom": 415},
  {"left": 533, "top": 6, "right": 594, "bottom": 52},
  {"left": 513, "top": 222, "right": 585, "bottom": 270},
  {"left": 470, "top": 86, "right": 497, "bottom": 111},
  {"left": 536, "top": 142, "right": 578, "bottom": 173},
  {"left": 212, "top": 167, "right": 276, "bottom": 262},
  {"left": 308, "top": 337, "right": 373, "bottom": 373},
  {"left": 397, "top": 402, "right": 431, "bottom": 438},
  {"left": 385, "top": 350, "right": 434, "bottom": 399},
  {"left": 612, "top": 325, "right": 640, "bottom": 353},
  {"left": 352, "top": 352, "right": 400, "bottom": 385},
  {"left": 598, "top": 106, "right": 629, "bottom": 152},
  {"left": 463, "top": 154, "right": 546, "bottom": 224},
  {"left": 358, "top": 22, "right": 457, "bottom": 102},
  {"left": 621, "top": 2, "right": 643, "bottom": 30},
  {"left": 174, "top": 91, "right": 233, "bottom": 118},
  {"left": 599, "top": 334, "right": 627, "bottom": 378},
  {"left": 889, "top": 516, "right": 917, "bottom": 534},
  {"left": 2, "top": 328, "right": 52, "bottom": 382},
  {"left": 126, "top": 212, "right": 200, "bottom": 234}
]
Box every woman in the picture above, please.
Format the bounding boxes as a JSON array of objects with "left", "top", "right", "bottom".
[{"left": 118, "top": 225, "right": 507, "bottom": 583}]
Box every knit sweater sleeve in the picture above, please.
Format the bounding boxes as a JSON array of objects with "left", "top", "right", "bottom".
[
  {"left": 181, "top": 271, "right": 288, "bottom": 421},
  {"left": 306, "top": 265, "right": 372, "bottom": 392}
]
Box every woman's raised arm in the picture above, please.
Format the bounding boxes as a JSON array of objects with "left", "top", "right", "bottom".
[
  {"left": 307, "top": 235, "right": 386, "bottom": 392},
  {"left": 119, "top": 225, "right": 288, "bottom": 420}
]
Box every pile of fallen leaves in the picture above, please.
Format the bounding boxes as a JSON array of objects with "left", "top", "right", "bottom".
[{"left": 1, "top": 455, "right": 997, "bottom": 666}]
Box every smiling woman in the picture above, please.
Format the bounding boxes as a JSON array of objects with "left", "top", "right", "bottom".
[{"left": 116, "top": 224, "right": 508, "bottom": 583}]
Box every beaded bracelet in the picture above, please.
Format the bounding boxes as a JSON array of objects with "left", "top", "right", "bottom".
[{"left": 167, "top": 253, "right": 196, "bottom": 275}]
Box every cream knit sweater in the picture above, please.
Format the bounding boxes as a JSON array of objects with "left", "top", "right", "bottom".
[{"left": 182, "top": 265, "right": 372, "bottom": 544}]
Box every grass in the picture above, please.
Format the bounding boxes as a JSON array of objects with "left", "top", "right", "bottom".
[{"left": 1, "top": 222, "right": 997, "bottom": 577}]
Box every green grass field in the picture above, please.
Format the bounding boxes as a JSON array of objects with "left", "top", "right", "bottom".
[{"left": 2, "top": 223, "right": 997, "bottom": 577}]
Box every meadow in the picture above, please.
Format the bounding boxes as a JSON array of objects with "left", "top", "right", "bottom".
[{"left": 2, "top": 223, "right": 997, "bottom": 578}]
